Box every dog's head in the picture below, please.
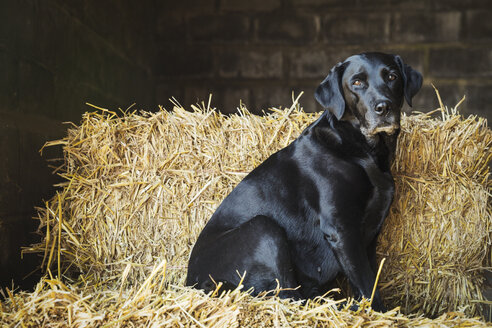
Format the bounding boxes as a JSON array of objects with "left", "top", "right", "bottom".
[{"left": 315, "top": 52, "right": 422, "bottom": 139}]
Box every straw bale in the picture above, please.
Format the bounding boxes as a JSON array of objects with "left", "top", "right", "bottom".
[
  {"left": 378, "top": 104, "right": 492, "bottom": 317},
  {"left": 20, "top": 94, "right": 491, "bottom": 322},
  {"left": 29, "top": 98, "right": 315, "bottom": 288}
]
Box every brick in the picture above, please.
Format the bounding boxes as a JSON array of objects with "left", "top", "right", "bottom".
[
  {"left": 412, "top": 82, "right": 467, "bottom": 112},
  {"left": 408, "top": 83, "right": 437, "bottom": 112},
  {"left": 321, "top": 13, "right": 391, "bottom": 44},
  {"left": 465, "top": 10, "right": 492, "bottom": 41},
  {"left": 293, "top": 0, "right": 430, "bottom": 11},
  {"left": 242, "top": 51, "right": 283, "bottom": 79},
  {"left": 156, "top": 45, "right": 214, "bottom": 78},
  {"left": 155, "top": 83, "right": 185, "bottom": 108},
  {"left": 289, "top": 49, "right": 353, "bottom": 79},
  {"left": 378, "top": 0, "right": 429, "bottom": 10},
  {"left": 218, "top": 51, "right": 241, "bottom": 78},
  {"left": 220, "top": 0, "right": 281, "bottom": 12},
  {"left": 154, "top": 0, "right": 216, "bottom": 14},
  {"left": 291, "top": 0, "right": 346, "bottom": 7},
  {"left": 391, "top": 50, "right": 425, "bottom": 75},
  {"left": 218, "top": 50, "right": 283, "bottom": 79},
  {"left": 221, "top": 87, "right": 251, "bottom": 113},
  {"left": 184, "top": 86, "right": 217, "bottom": 109},
  {"left": 251, "top": 86, "right": 292, "bottom": 112},
  {"left": 374, "top": 48, "right": 426, "bottom": 77},
  {"left": 463, "top": 85, "right": 492, "bottom": 122},
  {"left": 189, "top": 14, "right": 251, "bottom": 42},
  {"left": 256, "top": 14, "right": 319, "bottom": 44},
  {"left": 289, "top": 48, "right": 424, "bottom": 81},
  {"left": 432, "top": 0, "right": 491, "bottom": 10},
  {"left": 435, "top": 12, "right": 462, "bottom": 41},
  {"left": 239, "top": 52, "right": 282, "bottom": 78},
  {"left": 428, "top": 47, "right": 492, "bottom": 78},
  {"left": 391, "top": 11, "right": 461, "bottom": 43},
  {"left": 290, "top": 85, "right": 320, "bottom": 113},
  {"left": 156, "top": 14, "right": 187, "bottom": 42},
  {"left": 289, "top": 50, "right": 330, "bottom": 79}
]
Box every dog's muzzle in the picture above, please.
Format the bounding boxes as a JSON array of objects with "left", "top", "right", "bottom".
[
  {"left": 371, "top": 124, "right": 400, "bottom": 135},
  {"left": 362, "top": 124, "right": 400, "bottom": 137}
]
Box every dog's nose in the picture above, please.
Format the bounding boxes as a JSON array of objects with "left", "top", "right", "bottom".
[{"left": 375, "top": 101, "right": 389, "bottom": 115}]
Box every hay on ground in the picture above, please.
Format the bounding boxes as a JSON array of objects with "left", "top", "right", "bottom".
[{"left": 1, "top": 263, "right": 490, "bottom": 327}]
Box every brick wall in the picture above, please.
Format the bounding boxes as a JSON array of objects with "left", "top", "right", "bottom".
[{"left": 155, "top": 0, "right": 492, "bottom": 120}]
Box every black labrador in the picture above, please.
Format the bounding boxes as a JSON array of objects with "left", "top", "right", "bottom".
[{"left": 186, "top": 52, "right": 422, "bottom": 311}]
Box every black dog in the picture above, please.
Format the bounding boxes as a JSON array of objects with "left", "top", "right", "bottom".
[{"left": 186, "top": 52, "right": 422, "bottom": 311}]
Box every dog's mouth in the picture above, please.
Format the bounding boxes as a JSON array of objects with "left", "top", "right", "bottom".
[
  {"left": 371, "top": 125, "right": 400, "bottom": 135},
  {"left": 362, "top": 124, "right": 400, "bottom": 137}
]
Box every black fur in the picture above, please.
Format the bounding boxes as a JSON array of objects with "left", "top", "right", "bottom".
[{"left": 186, "top": 52, "right": 423, "bottom": 312}]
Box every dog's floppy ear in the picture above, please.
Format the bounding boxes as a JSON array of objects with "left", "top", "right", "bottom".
[
  {"left": 315, "top": 61, "right": 347, "bottom": 120},
  {"left": 395, "top": 55, "right": 423, "bottom": 107}
]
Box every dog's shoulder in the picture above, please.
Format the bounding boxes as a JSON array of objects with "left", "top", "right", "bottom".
[{"left": 294, "top": 113, "right": 365, "bottom": 162}]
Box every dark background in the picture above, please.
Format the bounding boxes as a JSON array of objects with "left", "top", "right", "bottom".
[{"left": 1, "top": 0, "right": 491, "bottom": 290}]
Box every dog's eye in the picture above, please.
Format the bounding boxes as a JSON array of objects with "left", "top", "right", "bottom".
[
  {"left": 352, "top": 79, "right": 362, "bottom": 86},
  {"left": 388, "top": 73, "right": 398, "bottom": 81}
]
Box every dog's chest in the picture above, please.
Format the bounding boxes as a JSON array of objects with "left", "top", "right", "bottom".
[{"left": 358, "top": 156, "right": 394, "bottom": 240}]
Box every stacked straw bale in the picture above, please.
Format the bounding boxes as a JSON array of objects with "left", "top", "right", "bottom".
[
  {"left": 30, "top": 98, "right": 316, "bottom": 287},
  {"left": 378, "top": 98, "right": 491, "bottom": 317},
  {"left": 9, "top": 94, "right": 490, "bottom": 325}
]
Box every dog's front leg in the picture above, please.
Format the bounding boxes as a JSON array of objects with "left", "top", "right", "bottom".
[
  {"left": 323, "top": 226, "right": 386, "bottom": 312},
  {"left": 367, "top": 236, "right": 379, "bottom": 275}
]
